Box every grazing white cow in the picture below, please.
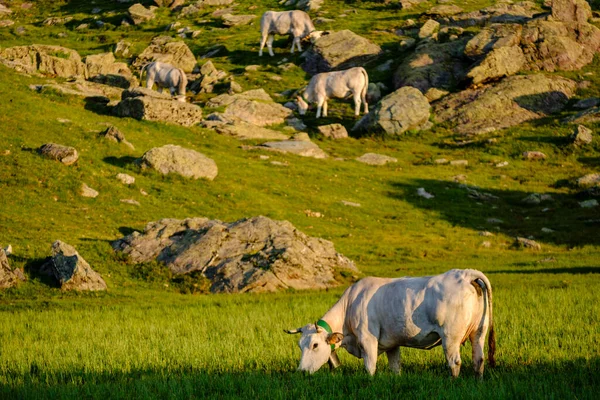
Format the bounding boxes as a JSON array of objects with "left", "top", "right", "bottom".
[
  {"left": 140, "top": 61, "right": 188, "bottom": 102},
  {"left": 296, "top": 67, "right": 369, "bottom": 118},
  {"left": 286, "top": 269, "right": 496, "bottom": 377},
  {"left": 259, "top": 10, "right": 323, "bottom": 57}
]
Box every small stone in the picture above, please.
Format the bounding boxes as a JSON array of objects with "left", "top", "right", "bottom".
[
  {"left": 450, "top": 159, "right": 468, "bottom": 166},
  {"left": 356, "top": 153, "right": 397, "bottom": 166},
  {"left": 434, "top": 158, "right": 449, "bottom": 164},
  {"left": 259, "top": 155, "right": 270, "bottom": 160},
  {"left": 487, "top": 218, "right": 503, "bottom": 224},
  {"left": 341, "top": 200, "right": 361, "bottom": 207},
  {"left": 140, "top": 189, "right": 148, "bottom": 196},
  {"left": 245, "top": 65, "right": 260, "bottom": 72},
  {"left": 116, "top": 173, "right": 135, "bottom": 185},
  {"left": 38, "top": 143, "right": 79, "bottom": 166},
  {"left": 496, "top": 161, "right": 509, "bottom": 167},
  {"left": 304, "top": 209, "right": 324, "bottom": 218},
  {"left": 579, "top": 199, "right": 598, "bottom": 208},
  {"left": 318, "top": 124, "right": 348, "bottom": 139},
  {"left": 571, "top": 125, "right": 592, "bottom": 146},
  {"left": 418, "top": 19, "right": 440, "bottom": 39},
  {"left": 515, "top": 237, "right": 541, "bottom": 250},
  {"left": 480, "top": 241, "right": 491, "bottom": 248},
  {"left": 121, "top": 199, "right": 140, "bottom": 206},
  {"left": 452, "top": 175, "right": 467, "bottom": 182},
  {"left": 80, "top": 183, "right": 99, "bottom": 198},
  {"left": 523, "top": 151, "right": 547, "bottom": 160},
  {"left": 576, "top": 174, "right": 600, "bottom": 188},
  {"left": 541, "top": 227, "right": 554, "bottom": 233},
  {"left": 479, "top": 231, "right": 493, "bottom": 236}
]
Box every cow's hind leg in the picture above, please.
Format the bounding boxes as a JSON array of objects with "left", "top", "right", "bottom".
[
  {"left": 322, "top": 100, "right": 328, "bottom": 117},
  {"left": 267, "top": 34, "right": 275, "bottom": 57},
  {"left": 359, "top": 335, "right": 379, "bottom": 376},
  {"left": 471, "top": 330, "right": 486, "bottom": 379},
  {"left": 442, "top": 337, "right": 462, "bottom": 378},
  {"left": 353, "top": 93, "right": 361, "bottom": 117},
  {"left": 259, "top": 33, "right": 268, "bottom": 56},
  {"left": 386, "top": 348, "right": 401, "bottom": 374}
]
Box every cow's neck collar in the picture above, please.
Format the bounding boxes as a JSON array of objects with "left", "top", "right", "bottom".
[{"left": 317, "top": 319, "right": 336, "bottom": 351}]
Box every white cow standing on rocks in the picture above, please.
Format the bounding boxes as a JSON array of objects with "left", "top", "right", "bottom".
[
  {"left": 140, "top": 61, "right": 187, "bottom": 102},
  {"left": 286, "top": 269, "right": 496, "bottom": 377},
  {"left": 296, "top": 67, "right": 369, "bottom": 118},
  {"left": 259, "top": 10, "right": 323, "bottom": 57}
]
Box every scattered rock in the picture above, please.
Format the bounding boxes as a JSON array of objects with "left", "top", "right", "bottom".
[
  {"left": 541, "top": 227, "right": 555, "bottom": 233},
  {"left": 450, "top": 159, "right": 468, "bottom": 166},
  {"left": 221, "top": 13, "right": 255, "bottom": 27},
  {"left": 304, "top": 209, "right": 324, "bottom": 218},
  {"left": 479, "top": 231, "right": 493, "bottom": 236},
  {"left": 113, "top": 87, "right": 203, "bottom": 126},
  {"left": 487, "top": 218, "right": 503, "bottom": 224},
  {"left": 38, "top": 143, "right": 79, "bottom": 166},
  {"left": 579, "top": 199, "right": 598, "bottom": 208},
  {"left": 80, "top": 183, "right": 99, "bottom": 198},
  {"left": 215, "top": 122, "right": 289, "bottom": 140},
  {"left": 138, "top": 144, "right": 218, "bottom": 180},
  {"left": 117, "top": 173, "right": 135, "bottom": 185},
  {"left": 418, "top": 19, "right": 440, "bottom": 39},
  {"left": 353, "top": 87, "right": 431, "bottom": 135},
  {"left": 521, "top": 193, "right": 554, "bottom": 205},
  {"left": 0, "top": 247, "right": 26, "bottom": 289},
  {"left": 318, "top": 124, "right": 348, "bottom": 139},
  {"left": 515, "top": 237, "right": 541, "bottom": 250},
  {"left": 576, "top": 174, "right": 600, "bottom": 188},
  {"left": 467, "top": 46, "right": 525, "bottom": 84},
  {"left": 496, "top": 161, "right": 509, "bottom": 167},
  {"left": 0, "top": 19, "right": 13, "bottom": 27},
  {"left": 570, "top": 125, "right": 592, "bottom": 146},
  {"left": 121, "top": 199, "right": 141, "bottom": 206},
  {"left": 480, "top": 241, "right": 491, "bottom": 248},
  {"left": 112, "top": 216, "right": 357, "bottom": 293},
  {"left": 523, "top": 151, "right": 547, "bottom": 160},
  {"left": 46, "top": 241, "right": 107, "bottom": 291},
  {"left": 355, "top": 153, "right": 397, "bottom": 166},
  {"left": 128, "top": 3, "right": 155, "bottom": 25},
  {"left": 100, "top": 125, "right": 134, "bottom": 149},
  {"left": 114, "top": 40, "right": 132, "bottom": 58},
  {"left": 301, "top": 30, "right": 382, "bottom": 74},
  {"left": 133, "top": 36, "right": 197, "bottom": 72},
  {"left": 341, "top": 200, "right": 361, "bottom": 207},
  {"left": 259, "top": 138, "right": 328, "bottom": 159}
]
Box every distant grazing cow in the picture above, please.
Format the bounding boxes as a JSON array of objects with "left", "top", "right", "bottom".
[
  {"left": 140, "top": 61, "right": 187, "bottom": 102},
  {"left": 259, "top": 10, "right": 323, "bottom": 57},
  {"left": 286, "top": 269, "right": 496, "bottom": 377},
  {"left": 296, "top": 67, "right": 369, "bottom": 118}
]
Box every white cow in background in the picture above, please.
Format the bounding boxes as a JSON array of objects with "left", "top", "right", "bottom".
[
  {"left": 259, "top": 10, "right": 323, "bottom": 57},
  {"left": 286, "top": 269, "right": 496, "bottom": 377},
  {"left": 140, "top": 61, "right": 188, "bottom": 102},
  {"left": 296, "top": 67, "right": 369, "bottom": 118}
]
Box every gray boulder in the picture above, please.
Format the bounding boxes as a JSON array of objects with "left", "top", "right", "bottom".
[
  {"left": 353, "top": 87, "right": 431, "bottom": 135},
  {"left": 216, "top": 122, "right": 289, "bottom": 140},
  {"left": 259, "top": 138, "right": 328, "bottom": 159},
  {"left": 138, "top": 144, "right": 218, "bottom": 180},
  {"left": 221, "top": 14, "right": 255, "bottom": 27},
  {"left": 206, "top": 89, "right": 292, "bottom": 127},
  {"left": 113, "top": 87, "right": 203, "bottom": 126},
  {"left": 467, "top": 46, "right": 526, "bottom": 84},
  {"left": 133, "top": 36, "right": 197, "bottom": 73},
  {"left": 302, "top": 30, "right": 382, "bottom": 74},
  {"left": 47, "top": 241, "right": 107, "bottom": 291},
  {"left": 0, "top": 248, "right": 26, "bottom": 289},
  {"left": 101, "top": 125, "right": 134, "bottom": 149},
  {"left": 128, "top": 3, "right": 155, "bottom": 25},
  {"left": 576, "top": 174, "right": 600, "bottom": 188},
  {"left": 112, "top": 216, "right": 357, "bottom": 293},
  {"left": 433, "top": 74, "right": 577, "bottom": 135},
  {"left": 355, "top": 153, "right": 398, "bottom": 166},
  {"left": 38, "top": 143, "right": 79, "bottom": 166},
  {"left": 318, "top": 123, "right": 348, "bottom": 139}
]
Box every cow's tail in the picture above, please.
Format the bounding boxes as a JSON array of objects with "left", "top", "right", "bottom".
[
  {"left": 470, "top": 269, "right": 496, "bottom": 368},
  {"left": 360, "top": 67, "right": 369, "bottom": 104}
]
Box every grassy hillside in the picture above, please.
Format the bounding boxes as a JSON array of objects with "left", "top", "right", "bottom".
[{"left": 0, "top": 0, "right": 599, "bottom": 398}]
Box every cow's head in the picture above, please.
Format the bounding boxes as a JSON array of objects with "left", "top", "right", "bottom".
[
  {"left": 296, "top": 95, "right": 309, "bottom": 115},
  {"left": 285, "top": 323, "right": 343, "bottom": 373},
  {"left": 308, "top": 30, "right": 325, "bottom": 43}
]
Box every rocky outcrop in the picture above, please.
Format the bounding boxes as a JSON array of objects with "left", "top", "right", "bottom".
[
  {"left": 0, "top": 45, "right": 85, "bottom": 77},
  {"left": 0, "top": 248, "right": 26, "bottom": 289},
  {"left": 433, "top": 74, "right": 576, "bottom": 135},
  {"left": 133, "top": 36, "right": 197, "bottom": 73},
  {"left": 45, "top": 241, "right": 107, "bottom": 291},
  {"left": 38, "top": 143, "right": 79, "bottom": 166},
  {"left": 31, "top": 79, "right": 124, "bottom": 100},
  {"left": 137, "top": 144, "right": 218, "bottom": 180},
  {"left": 393, "top": 39, "right": 469, "bottom": 93},
  {"left": 353, "top": 87, "right": 431, "bottom": 135},
  {"left": 551, "top": 0, "right": 591, "bottom": 23},
  {"left": 467, "top": 46, "right": 526, "bottom": 84},
  {"left": 318, "top": 124, "right": 348, "bottom": 139},
  {"left": 302, "top": 30, "right": 382, "bottom": 74},
  {"left": 113, "top": 87, "right": 203, "bottom": 126},
  {"left": 112, "top": 216, "right": 357, "bottom": 293}
]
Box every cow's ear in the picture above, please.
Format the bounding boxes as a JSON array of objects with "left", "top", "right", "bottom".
[{"left": 327, "top": 332, "right": 344, "bottom": 345}]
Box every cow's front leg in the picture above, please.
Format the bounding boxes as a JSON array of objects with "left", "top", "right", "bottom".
[
  {"left": 290, "top": 37, "right": 296, "bottom": 54},
  {"left": 267, "top": 34, "right": 275, "bottom": 57},
  {"left": 322, "top": 100, "right": 328, "bottom": 117},
  {"left": 259, "top": 34, "right": 268, "bottom": 56},
  {"left": 146, "top": 78, "right": 155, "bottom": 90},
  {"left": 386, "top": 348, "right": 401, "bottom": 374},
  {"left": 442, "top": 337, "right": 462, "bottom": 378},
  {"left": 316, "top": 97, "right": 325, "bottom": 118},
  {"left": 360, "top": 336, "right": 379, "bottom": 376},
  {"left": 295, "top": 37, "right": 302, "bottom": 52}
]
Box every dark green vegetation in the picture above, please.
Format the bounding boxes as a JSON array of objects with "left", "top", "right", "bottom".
[{"left": 1, "top": 0, "right": 599, "bottom": 398}]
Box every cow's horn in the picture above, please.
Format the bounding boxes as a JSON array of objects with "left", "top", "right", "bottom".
[{"left": 284, "top": 327, "right": 302, "bottom": 334}]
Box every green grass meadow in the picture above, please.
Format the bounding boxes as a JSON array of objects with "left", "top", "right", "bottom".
[{"left": 1, "top": 0, "right": 600, "bottom": 398}]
